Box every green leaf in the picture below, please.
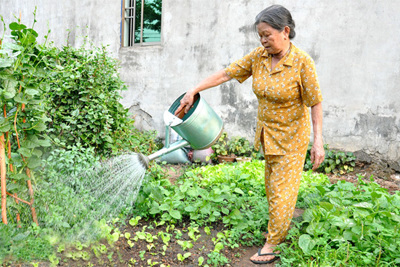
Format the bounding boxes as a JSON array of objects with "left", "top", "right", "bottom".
[
  {"left": 343, "top": 230, "right": 356, "bottom": 241},
  {"left": 185, "top": 205, "right": 196, "bottom": 212},
  {"left": 12, "top": 173, "right": 29, "bottom": 181},
  {"left": 353, "top": 202, "right": 373, "bottom": 209},
  {"left": 36, "top": 138, "right": 51, "bottom": 147},
  {"left": 0, "top": 118, "right": 11, "bottom": 133},
  {"left": 298, "top": 234, "right": 316, "bottom": 255},
  {"left": 319, "top": 201, "right": 334, "bottom": 211},
  {"left": 27, "top": 156, "right": 42, "bottom": 169},
  {"left": 9, "top": 22, "right": 27, "bottom": 30},
  {"left": 14, "top": 92, "right": 29, "bottom": 104},
  {"left": 13, "top": 232, "right": 30, "bottom": 241},
  {"left": 31, "top": 148, "right": 43, "bottom": 157},
  {"left": 2, "top": 42, "right": 24, "bottom": 51},
  {"left": 0, "top": 58, "right": 14, "bottom": 68},
  {"left": 234, "top": 188, "right": 245, "bottom": 195},
  {"left": 61, "top": 222, "right": 71, "bottom": 228},
  {"left": 71, "top": 108, "right": 80, "bottom": 117},
  {"left": 33, "top": 122, "right": 47, "bottom": 132},
  {"left": 169, "top": 210, "right": 182, "bottom": 220},
  {"left": 151, "top": 187, "right": 164, "bottom": 202},
  {"left": 214, "top": 242, "right": 224, "bottom": 253},
  {"left": 2, "top": 79, "right": 18, "bottom": 99},
  {"left": 25, "top": 88, "right": 39, "bottom": 96},
  {"left": 18, "top": 147, "right": 32, "bottom": 157}
]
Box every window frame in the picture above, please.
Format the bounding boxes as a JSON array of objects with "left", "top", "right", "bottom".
[{"left": 121, "top": 0, "right": 163, "bottom": 47}]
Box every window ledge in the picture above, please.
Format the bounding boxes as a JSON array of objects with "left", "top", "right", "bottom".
[{"left": 120, "top": 43, "right": 163, "bottom": 50}]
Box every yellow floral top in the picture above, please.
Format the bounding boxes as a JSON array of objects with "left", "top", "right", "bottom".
[{"left": 225, "top": 43, "right": 323, "bottom": 155}]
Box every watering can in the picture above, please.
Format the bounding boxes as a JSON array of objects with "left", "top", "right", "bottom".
[{"left": 138, "top": 93, "right": 223, "bottom": 169}]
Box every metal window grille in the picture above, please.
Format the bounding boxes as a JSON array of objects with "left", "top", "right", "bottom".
[{"left": 122, "top": 0, "right": 162, "bottom": 46}]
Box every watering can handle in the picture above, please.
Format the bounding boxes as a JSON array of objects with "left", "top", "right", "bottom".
[{"left": 175, "top": 93, "right": 200, "bottom": 119}]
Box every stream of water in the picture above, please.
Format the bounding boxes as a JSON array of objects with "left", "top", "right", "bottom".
[{"left": 41, "top": 153, "right": 148, "bottom": 241}]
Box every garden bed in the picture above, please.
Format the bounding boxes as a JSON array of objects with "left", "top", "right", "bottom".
[{"left": 32, "top": 160, "right": 397, "bottom": 267}]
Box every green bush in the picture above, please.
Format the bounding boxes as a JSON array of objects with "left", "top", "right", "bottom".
[{"left": 42, "top": 44, "right": 152, "bottom": 156}]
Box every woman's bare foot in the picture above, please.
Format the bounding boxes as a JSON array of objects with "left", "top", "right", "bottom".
[{"left": 250, "top": 242, "right": 280, "bottom": 264}]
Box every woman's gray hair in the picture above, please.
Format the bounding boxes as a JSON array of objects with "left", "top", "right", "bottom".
[{"left": 254, "top": 5, "right": 296, "bottom": 39}]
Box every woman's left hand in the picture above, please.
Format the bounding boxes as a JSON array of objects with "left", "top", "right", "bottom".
[{"left": 310, "top": 139, "right": 325, "bottom": 171}]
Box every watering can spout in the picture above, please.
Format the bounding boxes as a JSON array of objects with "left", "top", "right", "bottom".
[
  {"left": 138, "top": 139, "right": 190, "bottom": 169},
  {"left": 137, "top": 153, "right": 150, "bottom": 169}
]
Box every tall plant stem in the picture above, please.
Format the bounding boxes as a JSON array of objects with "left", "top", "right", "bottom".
[
  {"left": 3, "top": 105, "right": 13, "bottom": 171},
  {"left": 26, "top": 170, "right": 38, "bottom": 225},
  {"left": 20, "top": 94, "right": 38, "bottom": 225},
  {"left": 0, "top": 134, "right": 7, "bottom": 224},
  {"left": 3, "top": 105, "right": 19, "bottom": 225}
]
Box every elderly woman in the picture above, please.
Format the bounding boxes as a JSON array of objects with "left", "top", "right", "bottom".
[{"left": 175, "top": 5, "right": 324, "bottom": 265}]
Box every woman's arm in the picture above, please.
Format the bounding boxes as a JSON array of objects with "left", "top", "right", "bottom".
[
  {"left": 310, "top": 102, "right": 325, "bottom": 170},
  {"left": 175, "top": 70, "right": 232, "bottom": 115}
]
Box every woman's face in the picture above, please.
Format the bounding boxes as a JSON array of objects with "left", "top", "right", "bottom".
[{"left": 257, "top": 22, "right": 289, "bottom": 55}]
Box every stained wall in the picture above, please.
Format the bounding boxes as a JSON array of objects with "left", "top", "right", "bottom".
[{"left": 2, "top": 1, "right": 399, "bottom": 170}]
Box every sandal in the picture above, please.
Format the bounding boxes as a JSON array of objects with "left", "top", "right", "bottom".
[{"left": 250, "top": 248, "right": 280, "bottom": 264}]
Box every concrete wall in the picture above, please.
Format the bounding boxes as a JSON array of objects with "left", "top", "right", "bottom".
[
  {"left": 1, "top": 0, "right": 121, "bottom": 56},
  {"left": 1, "top": 1, "right": 399, "bottom": 170}
]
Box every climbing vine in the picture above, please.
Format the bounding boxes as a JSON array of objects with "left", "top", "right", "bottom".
[{"left": 0, "top": 14, "right": 51, "bottom": 225}]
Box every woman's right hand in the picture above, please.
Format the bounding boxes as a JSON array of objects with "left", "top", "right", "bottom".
[{"left": 174, "top": 90, "right": 195, "bottom": 116}]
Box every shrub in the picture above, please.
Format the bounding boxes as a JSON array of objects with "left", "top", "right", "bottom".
[
  {"left": 304, "top": 144, "right": 356, "bottom": 174},
  {"left": 42, "top": 44, "right": 144, "bottom": 156}
]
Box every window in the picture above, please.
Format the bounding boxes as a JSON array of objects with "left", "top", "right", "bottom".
[{"left": 122, "top": 0, "right": 162, "bottom": 46}]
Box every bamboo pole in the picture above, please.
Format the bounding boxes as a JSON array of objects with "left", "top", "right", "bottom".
[
  {"left": 6, "top": 192, "right": 30, "bottom": 206},
  {"left": 0, "top": 31, "right": 7, "bottom": 225},
  {"left": 0, "top": 134, "right": 7, "bottom": 224}
]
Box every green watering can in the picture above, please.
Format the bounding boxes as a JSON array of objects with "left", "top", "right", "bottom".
[{"left": 139, "top": 93, "right": 223, "bottom": 168}]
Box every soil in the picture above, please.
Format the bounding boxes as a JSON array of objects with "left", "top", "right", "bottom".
[{"left": 11, "top": 161, "right": 399, "bottom": 267}]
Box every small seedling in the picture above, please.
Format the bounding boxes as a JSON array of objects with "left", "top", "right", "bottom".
[
  {"left": 177, "top": 252, "right": 191, "bottom": 262},
  {"left": 124, "top": 232, "right": 131, "bottom": 239},
  {"left": 57, "top": 244, "right": 65, "bottom": 253},
  {"left": 154, "top": 220, "right": 166, "bottom": 227},
  {"left": 99, "top": 244, "right": 107, "bottom": 254},
  {"left": 158, "top": 232, "right": 171, "bottom": 245},
  {"left": 147, "top": 259, "right": 160, "bottom": 266},
  {"left": 127, "top": 240, "right": 134, "bottom": 248},
  {"left": 147, "top": 244, "right": 155, "bottom": 251},
  {"left": 139, "top": 250, "right": 146, "bottom": 260},
  {"left": 188, "top": 226, "right": 201, "bottom": 241},
  {"left": 214, "top": 242, "right": 224, "bottom": 253},
  {"left": 136, "top": 231, "right": 146, "bottom": 240},
  {"left": 198, "top": 256, "right": 205, "bottom": 266},
  {"left": 177, "top": 240, "right": 193, "bottom": 251},
  {"left": 129, "top": 258, "right": 137, "bottom": 265},
  {"left": 107, "top": 252, "right": 114, "bottom": 262},
  {"left": 75, "top": 241, "right": 83, "bottom": 251},
  {"left": 174, "top": 229, "right": 183, "bottom": 239},
  {"left": 82, "top": 251, "right": 90, "bottom": 261},
  {"left": 166, "top": 224, "right": 175, "bottom": 232},
  {"left": 129, "top": 216, "right": 141, "bottom": 226},
  {"left": 204, "top": 226, "right": 211, "bottom": 235}
]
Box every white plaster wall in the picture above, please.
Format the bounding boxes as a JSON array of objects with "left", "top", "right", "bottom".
[
  {"left": 119, "top": 0, "right": 400, "bottom": 169},
  {"left": 0, "top": 0, "right": 121, "bottom": 56},
  {"left": 1, "top": 0, "right": 399, "bottom": 169}
]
